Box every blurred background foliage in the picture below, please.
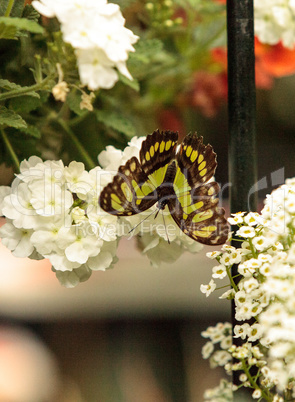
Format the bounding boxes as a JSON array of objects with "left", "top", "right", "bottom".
[{"left": 2, "top": 0, "right": 295, "bottom": 401}]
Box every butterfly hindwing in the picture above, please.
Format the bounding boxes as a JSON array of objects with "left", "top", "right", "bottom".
[
  {"left": 99, "top": 157, "right": 157, "bottom": 216},
  {"left": 168, "top": 181, "right": 229, "bottom": 245},
  {"left": 169, "top": 134, "right": 228, "bottom": 245}
]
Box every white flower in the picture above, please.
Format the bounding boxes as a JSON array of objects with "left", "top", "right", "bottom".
[
  {"left": 210, "top": 350, "right": 232, "bottom": 367},
  {"left": 98, "top": 145, "right": 124, "bottom": 171},
  {"left": 244, "top": 212, "right": 260, "bottom": 226},
  {"left": 30, "top": 183, "right": 73, "bottom": 217},
  {"left": 30, "top": 215, "right": 72, "bottom": 255},
  {"left": 86, "top": 239, "right": 117, "bottom": 270},
  {"left": 248, "top": 323, "right": 263, "bottom": 342},
  {"left": 227, "top": 211, "right": 245, "bottom": 225},
  {"left": 202, "top": 341, "right": 214, "bottom": 359},
  {"left": 252, "top": 389, "right": 262, "bottom": 399},
  {"left": 0, "top": 186, "right": 11, "bottom": 214},
  {"left": 254, "top": 0, "right": 295, "bottom": 48},
  {"left": 252, "top": 235, "right": 269, "bottom": 251},
  {"left": 206, "top": 250, "right": 222, "bottom": 259},
  {"left": 243, "top": 277, "right": 259, "bottom": 293},
  {"left": 2, "top": 182, "right": 39, "bottom": 229},
  {"left": 200, "top": 279, "right": 216, "bottom": 297},
  {"left": 0, "top": 222, "right": 35, "bottom": 257},
  {"left": 236, "top": 225, "right": 256, "bottom": 238},
  {"left": 212, "top": 264, "right": 227, "bottom": 279},
  {"left": 33, "top": 0, "right": 139, "bottom": 90},
  {"left": 54, "top": 264, "right": 92, "bottom": 288},
  {"left": 76, "top": 48, "right": 120, "bottom": 90},
  {"left": 57, "top": 223, "right": 103, "bottom": 264},
  {"left": 64, "top": 161, "right": 93, "bottom": 198},
  {"left": 234, "top": 323, "right": 250, "bottom": 340},
  {"left": 219, "top": 288, "right": 235, "bottom": 299}
]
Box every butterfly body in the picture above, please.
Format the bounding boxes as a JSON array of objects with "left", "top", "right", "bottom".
[{"left": 99, "top": 130, "right": 229, "bottom": 245}]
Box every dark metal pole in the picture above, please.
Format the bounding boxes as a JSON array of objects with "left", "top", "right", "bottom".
[
  {"left": 226, "top": 0, "right": 258, "bottom": 393},
  {"left": 227, "top": 0, "right": 257, "bottom": 213}
]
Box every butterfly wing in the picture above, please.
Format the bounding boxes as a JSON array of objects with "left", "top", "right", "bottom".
[
  {"left": 139, "top": 129, "right": 178, "bottom": 189},
  {"left": 169, "top": 134, "right": 229, "bottom": 245},
  {"left": 99, "top": 156, "right": 157, "bottom": 216},
  {"left": 99, "top": 130, "right": 178, "bottom": 216}
]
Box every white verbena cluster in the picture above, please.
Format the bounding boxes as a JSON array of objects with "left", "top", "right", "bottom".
[
  {"left": 0, "top": 135, "right": 203, "bottom": 286},
  {"left": 32, "top": 0, "right": 139, "bottom": 90},
  {"left": 98, "top": 136, "right": 203, "bottom": 267},
  {"left": 201, "top": 178, "right": 295, "bottom": 400},
  {"left": 254, "top": 0, "right": 295, "bottom": 48},
  {"left": 0, "top": 157, "right": 118, "bottom": 288}
]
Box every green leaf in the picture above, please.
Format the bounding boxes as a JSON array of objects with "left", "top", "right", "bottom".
[
  {"left": 0, "top": 79, "right": 40, "bottom": 99},
  {"left": 9, "top": 91, "right": 48, "bottom": 113},
  {"left": 22, "top": 5, "right": 40, "bottom": 22},
  {"left": 118, "top": 72, "right": 140, "bottom": 92},
  {"left": 0, "top": 0, "right": 25, "bottom": 17},
  {"left": 0, "top": 105, "right": 27, "bottom": 129},
  {"left": 131, "top": 39, "right": 164, "bottom": 64},
  {"left": 19, "top": 125, "right": 41, "bottom": 139},
  {"left": 0, "top": 17, "right": 44, "bottom": 39},
  {"left": 96, "top": 110, "right": 136, "bottom": 137},
  {"left": 66, "top": 91, "right": 85, "bottom": 116},
  {"left": 0, "top": 21, "right": 17, "bottom": 39}
]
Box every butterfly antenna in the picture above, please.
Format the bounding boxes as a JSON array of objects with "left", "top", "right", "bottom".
[
  {"left": 161, "top": 210, "right": 170, "bottom": 244},
  {"left": 128, "top": 209, "right": 157, "bottom": 234}
]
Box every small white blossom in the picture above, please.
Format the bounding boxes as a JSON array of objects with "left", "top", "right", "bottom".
[
  {"left": 200, "top": 279, "right": 216, "bottom": 297},
  {"left": 202, "top": 341, "right": 214, "bottom": 359},
  {"left": 212, "top": 264, "right": 227, "bottom": 279},
  {"left": 236, "top": 225, "right": 256, "bottom": 238}
]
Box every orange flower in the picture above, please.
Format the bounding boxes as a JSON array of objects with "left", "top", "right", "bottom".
[{"left": 255, "top": 37, "right": 295, "bottom": 88}]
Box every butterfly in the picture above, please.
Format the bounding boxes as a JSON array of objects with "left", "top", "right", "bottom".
[{"left": 99, "top": 129, "right": 229, "bottom": 245}]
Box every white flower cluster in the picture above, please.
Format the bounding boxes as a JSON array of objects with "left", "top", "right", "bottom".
[
  {"left": 254, "top": 0, "right": 295, "bottom": 48},
  {"left": 32, "top": 0, "right": 139, "bottom": 90},
  {"left": 98, "top": 136, "right": 203, "bottom": 267},
  {"left": 0, "top": 136, "right": 204, "bottom": 285},
  {"left": 0, "top": 157, "right": 118, "bottom": 287},
  {"left": 201, "top": 178, "right": 295, "bottom": 399}
]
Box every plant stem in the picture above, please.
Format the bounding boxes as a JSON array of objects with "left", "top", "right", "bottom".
[
  {"left": 1, "top": 128, "right": 20, "bottom": 173},
  {"left": 4, "top": 0, "right": 15, "bottom": 17},
  {"left": 241, "top": 359, "right": 271, "bottom": 401},
  {"left": 0, "top": 76, "right": 53, "bottom": 102},
  {"left": 57, "top": 119, "right": 96, "bottom": 170},
  {"left": 226, "top": 265, "right": 238, "bottom": 292}
]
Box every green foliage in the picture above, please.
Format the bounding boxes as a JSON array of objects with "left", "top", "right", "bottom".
[
  {"left": 66, "top": 90, "right": 86, "bottom": 116},
  {"left": 19, "top": 125, "right": 41, "bottom": 139},
  {"left": 96, "top": 109, "right": 136, "bottom": 137},
  {"left": 0, "top": 0, "right": 226, "bottom": 177},
  {"left": 0, "top": 0, "right": 25, "bottom": 18},
  {"left": 0, "top": 16, "right": 43, "bottom": 39},
  {"left": 0, "top": 79, "right": 40, "bottom": 98},
  {"left": 0, "top": 106, "right": 27, "bottom": 129}
]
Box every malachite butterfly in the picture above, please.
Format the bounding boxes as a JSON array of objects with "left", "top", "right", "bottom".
[{"left": 99, "top": 130, "right": 229, "bottom": 245}]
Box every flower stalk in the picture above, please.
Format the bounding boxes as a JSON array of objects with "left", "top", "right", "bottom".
[{"left": 0, "top": 128, "right": 20, "bottom": 173}]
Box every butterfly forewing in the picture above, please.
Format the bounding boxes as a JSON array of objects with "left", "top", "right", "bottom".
[
  {"left": 99, "top": 157, "right": 157, "bottom": 215},
  {"left": 177, "top": 133, "right": 217, "bottom": 187},
  {"left": 140, "top": 129, "right": 178, "bottom": 189}
]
